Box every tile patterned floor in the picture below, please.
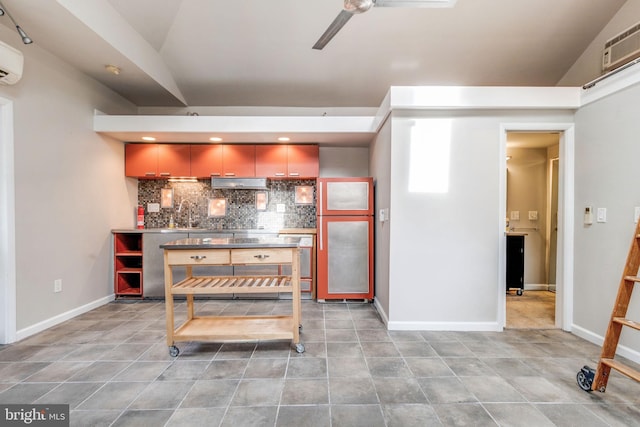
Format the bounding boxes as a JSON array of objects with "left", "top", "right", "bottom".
[
  {"left": 1, "top": 299, "right": 639, "bottom": 426},
  {"left": 506, "top": 290, "right": 555, "bottom": 329}
]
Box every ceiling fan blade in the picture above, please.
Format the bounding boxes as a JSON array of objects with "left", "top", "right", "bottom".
[{"left": 312, "top": 10, "right": 354, "bottom": 50}]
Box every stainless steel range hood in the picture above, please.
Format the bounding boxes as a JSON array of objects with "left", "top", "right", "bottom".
[{"left": 211, "top": 177, "right": 268, "bottom": 190}]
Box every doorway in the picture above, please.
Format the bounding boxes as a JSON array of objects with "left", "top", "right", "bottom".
[
  {"left": 499, "top": 123, "right": 575, "bottom": 331},
  {"left": 505, "top": 132, "right": 559, "bottom": 328}
]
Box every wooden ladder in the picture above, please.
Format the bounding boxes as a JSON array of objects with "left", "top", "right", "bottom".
[{"left": 577, "top": 220, "right": 640, "bottom": 392}]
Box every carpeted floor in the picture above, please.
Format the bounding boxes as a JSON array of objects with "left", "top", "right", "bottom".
[{"left": 506, "top": 290, "right": 555, "bottom": 329}]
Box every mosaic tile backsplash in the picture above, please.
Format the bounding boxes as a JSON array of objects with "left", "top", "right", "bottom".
[{"left": 138, "top": 179, "right": 317, "bottom": 230}]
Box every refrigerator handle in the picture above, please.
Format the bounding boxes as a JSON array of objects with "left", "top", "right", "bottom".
[{"left": 318, "top": 182, "right": 323, "bottom": 251}]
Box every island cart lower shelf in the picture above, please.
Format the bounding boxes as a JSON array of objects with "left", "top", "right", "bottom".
[{"left": 162, "top": 237, "right": 304, "bottom": 356}]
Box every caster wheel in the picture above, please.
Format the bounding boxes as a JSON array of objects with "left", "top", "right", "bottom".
[
  {"left": 577, "top": 366, "right": 594, "bottom": 392},
  {"left": 295, "top": 343, "right": 305, "bottom": 354},
  {"left": 169, "top": 346, "right": 180, "bottom": 357},
  {"left": 517, "top": 289, "right": 523, "bottom": 296}
]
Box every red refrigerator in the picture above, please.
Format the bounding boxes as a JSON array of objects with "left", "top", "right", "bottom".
[{"left": 316, "top": 177, "right": 374, "bottom": 301}]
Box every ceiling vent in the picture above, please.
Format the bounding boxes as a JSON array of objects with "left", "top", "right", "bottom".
[
  {"left": 0, "top": 40, "right": 23, "bottom": 85},
  {"left": 602, "top": 22, "right": 640, "bottom": 73}
]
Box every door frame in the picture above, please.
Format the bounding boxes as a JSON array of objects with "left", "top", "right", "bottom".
[
  {"left": 546, "top": 157, "right": 560, "bottom": 291},
  {"left": 0, "top": 96, "right": 17, "bottom": 344},
  {"left": 498, "top": 123, "right": 574, "bottom": 331}
]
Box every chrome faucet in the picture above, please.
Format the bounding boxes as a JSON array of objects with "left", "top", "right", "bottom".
[{"left": 177, "top": 199, "right": 192, "bottom": 228}]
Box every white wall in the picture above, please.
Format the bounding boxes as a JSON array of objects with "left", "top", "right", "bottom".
[
  {"left": 0, "top": 28, "right": 136, "bottom": 337},
  {"left": 384, "top": 110, "right": 574, "bottom": 330},
  {"left": 572, "top": 82, "right": 640, "bottom": 354}
]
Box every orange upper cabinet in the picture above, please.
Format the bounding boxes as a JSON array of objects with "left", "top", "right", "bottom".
[
  {"left": 126, "top": 144, "right": 190, "bottom": 178},
  {"left": 191, "top": 144, "right": 223, "bottom": 178},
  {"left": 126, "top": 143, "right": 315, "bottom": 179},
  {"left": 256, "top": 145, "right": 288, "bottom": 177},
  {"left": 287, "top": 145, "right": 319, "bottom": 178},
  {"left": 222, "top": 145, "right": 255, "bottom": 177},
  {"left": 157, "top": 144, "right": 191, "bottom": 177},
  {"left": 125, "top": 144, "right": 159, "bottom": 178},
  {"left": 256, "top": 145, "right": 318, "bottom": 178}
]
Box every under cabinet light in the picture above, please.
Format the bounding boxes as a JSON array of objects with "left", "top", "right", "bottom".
[
  {"left": 142, "top": 136, "right": 156, "bottom": 141},
  {"left": 168, "top": 177, "right": 197, "bottom": 183}
]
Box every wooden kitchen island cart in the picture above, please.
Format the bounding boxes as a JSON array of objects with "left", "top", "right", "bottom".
[{"left": 161, "top": 237, "right": 304, "bottom": 356}]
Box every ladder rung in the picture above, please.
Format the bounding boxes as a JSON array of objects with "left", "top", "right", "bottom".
[
  {"left": 623, "top": 276, "right": 640, "bottom": 283},
  {"left": 601, "top": 358, "right": 640, "bottom": 382},
  {"left": 613, "top": 317, "right": 640, "bottom": 331}
]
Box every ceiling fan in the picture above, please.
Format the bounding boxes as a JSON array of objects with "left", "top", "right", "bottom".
[{"left": 312, "top": 0, "right": 457, "bottom": 50}]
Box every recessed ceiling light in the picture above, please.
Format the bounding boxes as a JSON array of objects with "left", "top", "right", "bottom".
[
  {"left": 141, "top": 136, "right": 156, "bottom": 141},
  {"left": 209, "top": 137, "right": 223, "bottom": 142},
  {"left": 277, "top": 137, "right": 290, "bottom": 142},
  {"left": 105, "top": 64, "right": 121, "bottom": 75}
]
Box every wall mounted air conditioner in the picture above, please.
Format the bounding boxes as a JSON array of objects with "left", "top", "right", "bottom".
[
  {"left": 602, "top": 22, "right": 640, "bottom": 72},
  {"left": 0, "top": 40, "right": 24, "bottom": 85}
]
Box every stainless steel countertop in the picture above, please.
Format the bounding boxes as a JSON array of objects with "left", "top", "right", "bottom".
[{"left": 160, "top": 236, "right": 301, "bottom": 249}]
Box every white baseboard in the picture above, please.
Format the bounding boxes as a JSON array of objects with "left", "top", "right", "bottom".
[
  {"left": 572, "top": 323, "right": 640, "bottom": 365},
  {"left": 387, "top": 320, "right": 501, "bottom": 332},
  {"left": 16, "top": 294, "right": 115, "bottom": 342},
  {"left": 524, "top": 284, "right": 551, "bottom": 291},
  {"left": 372, "top": 297, "right": 500, "bottom": 331}
]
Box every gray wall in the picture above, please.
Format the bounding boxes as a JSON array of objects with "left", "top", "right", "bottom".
[
  {"left": 369, "top": 117, "right": 392, "bottom": 319},
  {"left": 0, "top": 27, "right": 136, "bottom": 333},
  {"left": 320, "top": 146, "right": 369, "bottom": 177},
  {"left": 573, "top": 83, "right": 640, "bottom": 352}
]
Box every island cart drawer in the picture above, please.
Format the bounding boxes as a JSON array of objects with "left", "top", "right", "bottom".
[
  {"left": 231, "top": 248, "right": 293, "bottom": 265},
  {"left": 167, "top": 249, "right": 230, "bottom": 266}
]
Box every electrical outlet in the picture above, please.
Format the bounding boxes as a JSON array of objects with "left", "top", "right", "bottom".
[
  {"left": 276, "top": 204, "right": 286, "bottom": 213},
  {"left": 54, "top": 279, "right": 62, "bottom": 293}
]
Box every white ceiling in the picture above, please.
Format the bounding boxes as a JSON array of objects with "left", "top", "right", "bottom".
[{"left": 0, "top": 0, "right": 627, "bottom": 109}]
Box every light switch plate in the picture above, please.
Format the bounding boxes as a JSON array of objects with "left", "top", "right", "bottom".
[
  {"left": 276, "top": 204, "right": 286, "bottom": 213},
  {"left": 379, "top": 208, "right": 389, "bottom": 222},
  {"left": 528, "top": 211, "right": 538, "bottom": 220},
  {"left": 147, "top": 203, "right": 160, "bottom": 213},
  {"left": 510, "top": 211, "right": 520, "bottom": 221},
  {"left": 597, "top": 208, "right": 607, "bottom": 223}
]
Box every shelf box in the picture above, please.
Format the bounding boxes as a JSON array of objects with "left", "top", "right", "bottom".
[
  {"left": 115, "top": 233, "right": 142, "bottom": 253},
  {"left": 115, "top": 256, "right": 143, "bottom": 270},
  {"left": 116, "top": 271, "right": 142, "bottom": 295}
]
